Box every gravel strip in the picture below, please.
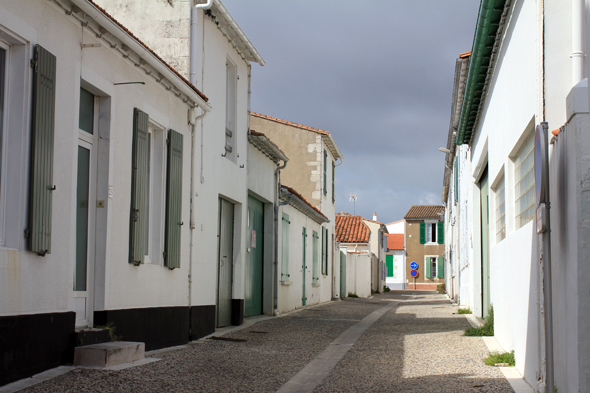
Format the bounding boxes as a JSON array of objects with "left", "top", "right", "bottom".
[{"left": 314, "top": 291, "right": 514, "bottom": 392}]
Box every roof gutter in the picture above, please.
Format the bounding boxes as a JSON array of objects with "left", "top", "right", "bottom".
[
  {"left": 456, "top": 0, "right": 510, "bottom": 145},
  {"left": 71, "top": 0, "right": 211, "bottom": 112}
]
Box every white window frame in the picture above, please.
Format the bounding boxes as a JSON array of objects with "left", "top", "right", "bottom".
[
  {"left": 492, "top": 173, "right": 506, "bottom": 244},
  {"left": 424, "top": 220, "right": 437, "bottom": 244},
  {"left": 512, "top": 130, "right": 535, "bottom": 230},
  {"left": 425, "top": 255, "right": 438, "bottom": 279},
  {"left": 144, "top": 123, "right": 166, "bottom": 266}
]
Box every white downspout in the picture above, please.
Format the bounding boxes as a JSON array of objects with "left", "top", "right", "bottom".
[
  {"left": 572, "top": 0, "right": 585, "bottom": 85},
  {"left": 190, "top": 0, "right": 214, "bottom": 86}
]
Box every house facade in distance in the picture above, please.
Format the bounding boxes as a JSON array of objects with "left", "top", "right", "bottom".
[
  {"left": 404, "top": 205, "right": 445, "bottom": 290},
  {"left": 385, "top": 234, "right": 406, "bottom": 290}
]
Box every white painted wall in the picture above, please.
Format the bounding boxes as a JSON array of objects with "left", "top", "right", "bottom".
[
  {"left": 344, "top": 252, "right": 372, "bottom": 298},
  {"left": 277, "top": 204, "right": 324, "bottom": 314},
  {"left": 385, "top": 249, "right": 405, "bottom": 289},
  {"left": 0, "top": 1, "right": 196, "bottom": 319},
  {"left": 385, "top": 220, "right": 404, "bottom": 234}
]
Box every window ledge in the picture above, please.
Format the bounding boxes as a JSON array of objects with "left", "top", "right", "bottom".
[
  {"left": 281, "top": 281, "right": 293, "bottom": 286},
  {"left": 312, "top": 283, "right": 320, "bottom": 288}
]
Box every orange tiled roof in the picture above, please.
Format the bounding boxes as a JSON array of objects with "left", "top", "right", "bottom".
[
  {"left": 387, "top": 234, "right": 404, "bottom": 250},
  {"left": 251, "top": 112, "right": 331, "bottom": 136},
  {"left": 86, "top": 0, "right": 208, "bottom": 102},
  {"left": 404, "top": 205, "right": 445, "bottom": 220},
  {"left": 335, "top": 213, "right": 370, "bottom": 243}
]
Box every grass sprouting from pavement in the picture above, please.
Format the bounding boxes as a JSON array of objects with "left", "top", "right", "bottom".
[
  {"left": 464, "top": 306, "right": 494, "bottom": 336},
  {"left": 457, "top": 308, "right": 472, "bottom": 314},
  {"left": 484, "top": 351, "right": 515, "bottom": 366}
]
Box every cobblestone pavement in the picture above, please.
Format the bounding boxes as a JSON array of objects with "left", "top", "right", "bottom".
[{"left": 20, "top": 291, "right": 514, "bottom": 392}]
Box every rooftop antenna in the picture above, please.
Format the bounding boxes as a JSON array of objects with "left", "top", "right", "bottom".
[{"left": 349, "top": 194, "right": 358, "bottom": 215}]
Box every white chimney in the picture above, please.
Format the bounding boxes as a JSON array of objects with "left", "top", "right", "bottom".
[{"left": 373, "top": 212, "right": 377, "bottom": 221}]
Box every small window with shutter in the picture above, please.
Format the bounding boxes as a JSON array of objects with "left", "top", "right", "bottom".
[{"left": 312, "top": 231, "right": 319, "bottom": 283}]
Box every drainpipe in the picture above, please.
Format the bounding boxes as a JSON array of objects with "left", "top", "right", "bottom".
[
  {"left": 188, "top": 105, "right": 209, "bottom": 339},
  {"left": 572, "top": 0, "right": 585, "bottom": 86},
  {"left": 274, "top": 162, "right": 288, "bottom": 315},
  {"left": 190, "top": 0, "right": 214, "bottom": 86}
]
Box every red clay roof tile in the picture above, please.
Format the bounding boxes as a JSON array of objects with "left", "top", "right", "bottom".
[
  {"left": 387, "top": 234, "right": 404, "bottom": 250},
  {"left": 335, "top": 213, "right": 370, "bottom": 243}
]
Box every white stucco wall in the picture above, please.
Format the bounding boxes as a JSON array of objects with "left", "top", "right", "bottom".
[
  {"left": 0, "top": 1, "right": 196, "bottom": 319},
  {"left": 277, "top": 204, "right": 324, "bottom": 314},
  {"left": 385, "top": 249, "right": 405, "bottom": 289},
  {"left": 344, "top": 252, "right": 372, "bottom": 298},
  {"left": 385, "top": 220, "right": 404, "bottom": 234}
]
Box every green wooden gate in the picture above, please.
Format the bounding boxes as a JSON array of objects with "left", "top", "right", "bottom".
[{"left": 245, "top": 196, "right": 264, "bottom": 316}]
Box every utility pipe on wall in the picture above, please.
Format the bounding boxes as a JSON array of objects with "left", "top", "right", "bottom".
[
  {"left": 273, "top": 162, "right": 288, "bottom": 315},
  {"left": 190, "top": 0, "right": 214, "bottom": 86},
  {"left": 572, "top": 0, "right": 585, "bottom": 85}
]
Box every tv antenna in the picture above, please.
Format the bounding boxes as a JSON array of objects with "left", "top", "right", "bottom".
[{"left": 349, "top": 194, "right": 358, "bottom": 215}]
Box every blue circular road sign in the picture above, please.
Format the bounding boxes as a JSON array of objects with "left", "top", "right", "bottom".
[
  {"left": 411, "top": 270, "right": 419, "bottom": 278},
  {"left": 410, "top": 261, "right": 418, "bottom": 270}
]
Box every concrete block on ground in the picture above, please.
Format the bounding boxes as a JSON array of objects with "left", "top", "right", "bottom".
[{"left": 74, "top": 342, "right": 145, "bottom": 367}]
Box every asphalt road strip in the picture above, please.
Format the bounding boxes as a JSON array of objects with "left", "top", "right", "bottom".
[{"left": 276, "top": 302, "right": 397, "bottom": 393}]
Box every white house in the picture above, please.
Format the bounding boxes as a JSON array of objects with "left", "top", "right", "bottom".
[
  {"left": 441, "top": 52, "right": 472, "bottom": 306},
  {"left": 385, "top": 233, "right": 406, "bottom": 290},
  {"left": 443, "top": 0, "right": 590, "bottom": 391},
  {"left": 0, "top": 0, "right": 211, "bottom": 385},
  {"left": 362, "top": 216, "right": 388, "bottom": 294},
  {"left": 335, "top": 213, "right": 372, "bottom": 298},
  {"left": 93, "top": 0, "right": 265, "bottom": 336}
]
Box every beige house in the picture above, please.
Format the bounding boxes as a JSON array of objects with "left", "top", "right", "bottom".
[
  {"left": 250, "top": 113, "right": 343, "bottom": 299},
  {"left": 404, "top": 205, "right": 445, "bottom": 290}
]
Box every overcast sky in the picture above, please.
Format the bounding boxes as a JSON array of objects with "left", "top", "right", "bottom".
[{"left": 223, "top": 0, "right": 480, "bottom": 224}]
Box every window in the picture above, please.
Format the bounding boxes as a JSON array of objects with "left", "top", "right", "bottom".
[
  {"left": 494, "top": 175, "right": 506, "bottom": 243},
  {"left": 225, "top": 58, "right": 237, "bottom": 161},
  {"left": 323, "top": 149, "right": 327, "bottom": 196},
  {"left": 420, "top": 221, "right": 444, "bottom": 244},
  {"left": 514, "top": 132, "right": 535, "bottom": 229},
  {"left": 281, "top": 213, "right": 290, "bottom": 281},
  {"left": 312, "top": 231, "right": 319, "bottom": 283},
  {"left": 425, "top": 256, "right": 444, "bottom": 279},
  {"left": 332, "top": 160, "right": 335, "bottom": 203},
  {"left": 323, "top": 228, "right": 329, "bottom": 275},
  {"left": 144, "top": 126, "right": 166, "bottom": 265}
]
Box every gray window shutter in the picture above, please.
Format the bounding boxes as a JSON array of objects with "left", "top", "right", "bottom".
[
  {"left": 324, "top": 228, "right": 329, "bottom": 274},
  {"left": 332, "top": 160, "right": 335, "bottom": 203},
  {"left": 129, "top": 108, "right": 149, "bottom": 265},
  {"left": 28, "top": 45, "right": 56, "bottom": 256},
  {"left": 323, "top": 150, "right": 327, "bottom": 195},
  {"left": 164, "top": 129, "right": 183, "bottom": 269}
]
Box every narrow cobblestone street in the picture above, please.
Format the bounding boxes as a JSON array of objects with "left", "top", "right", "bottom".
[{"left": 20, "top": 292, "right": 514, "bottom": 392}]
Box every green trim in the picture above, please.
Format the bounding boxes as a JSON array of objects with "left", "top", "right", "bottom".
[{"left": 456, "top": 0, "right": 508, "bottom": 145}]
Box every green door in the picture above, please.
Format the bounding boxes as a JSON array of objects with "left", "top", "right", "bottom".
[
  {"left": 217, "top": 199, "right": 234, "bottom": 327},
  {"left": 245, "top": 196, "right": 264, "bottom": 316},
  {"left": 480, "top": 167, "right": 491, "bottom": 318},
  {"left": 340, "top": 251, "right": 346, "bottom": 298},
  {"left": 302, "top": 227, "right": 307, "bottom": 306}
]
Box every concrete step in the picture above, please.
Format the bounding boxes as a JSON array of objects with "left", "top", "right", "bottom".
[{"left": 74, "top": 341, "right": 145, "bottom": 367}]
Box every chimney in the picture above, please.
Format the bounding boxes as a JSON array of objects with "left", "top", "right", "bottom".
[{"left": 373, "top": 212, "right": 377, "bottom": 221}]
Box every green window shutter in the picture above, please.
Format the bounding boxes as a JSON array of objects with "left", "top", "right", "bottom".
[
  {"left": 323, "top": 149, "right": 327, "bottom": 195},
  {"left": 282, "top": 213, "right": 290, "bottom": 280},
  {"left": 324, "top": 228, "right": 329, "bottom": 275},
  {"left": 313, "top": 231, "right": 319, "bottom": 282},
  {"left": 28, "top": 45, "right": 57, "bottom": 256},
  {"left": 438, "top": 256, "right": 444, "bottom": 278},
  {"left": 321, "top": 227, "right": 325, "bottom": 275},
  {"left": 437, "top": 222, "right": 444, "bottom": 244},
  {"left": 129, "top": 108, "right": 149, "bottom": 265},
  {"left": 386, "top": 255, "right": 394, "bottom": 278},
  {"left": 419, "top": 222, "right": 425, "bottom": 244},
  {"left": 332, "top": 160, "right": 335, "bottom": 203},
  {"left": 164, "top": 129, "right": 183, "bottom": 269},
  {"left": 425, "top": 257, "right": 431, "bottom": 278}
]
